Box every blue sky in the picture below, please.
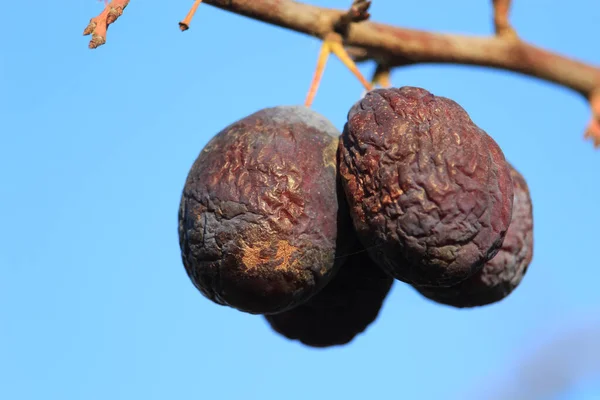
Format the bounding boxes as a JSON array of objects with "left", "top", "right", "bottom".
[{"left": 1, "top": 1, "right": 600, "bottom": 399}]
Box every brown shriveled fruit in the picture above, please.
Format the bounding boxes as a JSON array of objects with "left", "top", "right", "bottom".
[
  {"left": 178, "top": 106, "right": 350, "bottom": 315},
  {"left": 339, "top": 87, "right": 514, "bottom": 287},
  {"left": 414, "top": 164, "right": 534, "bottom": 307},
  {"left": 265, "top": 241, "right": 394, "bottom": 348}
]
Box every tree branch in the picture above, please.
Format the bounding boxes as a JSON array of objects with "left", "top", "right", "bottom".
[
  {"left": 204, "top": 0, "right": 599, "bottom": 98},
  {"left": 82, "top": 0, "right": 600, "bottom": 146},
  {"left": 201, "top": 0, "right": 600, "bottom": 147}
]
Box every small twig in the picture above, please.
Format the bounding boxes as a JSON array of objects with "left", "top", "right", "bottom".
[
  {"left": 179, "top": 0, "right": 204, "bottom": 31},
  {"left": 83, "top": 0, "right": 129, "bottom": 49},
  {"left": 492, "top": 0, "right": 518, "bottom": 39}
]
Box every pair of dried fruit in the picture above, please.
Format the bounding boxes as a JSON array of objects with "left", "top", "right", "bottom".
[
  {"left": 177, "top": 87, "right": 534, "bottom": 347},
  {"left": 340, "top": 87, "right": 533, "bottom": 307}
]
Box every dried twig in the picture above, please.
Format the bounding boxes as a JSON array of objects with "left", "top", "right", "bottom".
[
  {"left": 179, "top": 0, "right": 204, "bottom": 31},
  {"left": 83, "top": 0, "right": 129, "bottom": 49}
]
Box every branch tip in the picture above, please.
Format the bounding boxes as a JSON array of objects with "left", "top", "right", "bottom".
[
  {"left": 179, "top": 0, "right": 203, "bottom": 32},
  {"left": 83, "top": 0, "right": 129, "bottom": 49},
  {"left": 335, "top": 0, "right": 372, "bottom": 35},
  {"left": 89, "top": 34, "right": 107, "bottom": 49}
]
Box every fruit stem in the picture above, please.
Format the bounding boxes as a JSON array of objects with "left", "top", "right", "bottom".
[
  {"left": 304, "top": 37, "right": 373, "bottom": 107},
  {"left": 585, "top": 90, "right": 600, "bottom": 148},
  {"left": 329, "top": 41, "right": 373, "bottom": 91},
  {"left": 304, "top": 41, "right": 332, "bottom": 107},
  {"left": 371, "top": 64, "right": 392, "bottom": 88},
  {"left": 335, "top": 0, "right": 372, "bottom": 34}
]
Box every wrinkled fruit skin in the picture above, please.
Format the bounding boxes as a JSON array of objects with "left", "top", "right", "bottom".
[
  {"left": 414, "top": 164, "right": 533, "bottom": 307},
  {"left": 264, "top": 241, "right": 394, "bottom": 348},
  {"left": 178, "top": 106, "right": 349, "bottom": 315},
  {"left": 339, "top": 87, "right": 514, "bottom": 287}
]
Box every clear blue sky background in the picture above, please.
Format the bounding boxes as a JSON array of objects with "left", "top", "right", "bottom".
[{"left": 1, "top": 1, "right": 600, "bottom": 399}]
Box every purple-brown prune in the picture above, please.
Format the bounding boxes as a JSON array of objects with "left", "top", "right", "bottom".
[
  {"left": 339, "top": 87, "right": 514, "bottom": 287},
  {"left": 264, "top": 242, "right": 394, "bottom": 348},
  {"left": 178, "top": 106, "right": 349, "bottom": 315},
  {"left": 414, "top": 164, "right": 533, "bottom": 307}
]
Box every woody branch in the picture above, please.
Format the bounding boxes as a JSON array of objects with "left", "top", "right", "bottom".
[
  {"left": 201, "top": 0, "right": 600, "bottom": 146},
  {"left": 83, "top": 0, "right": 600, "bottom": 146}
]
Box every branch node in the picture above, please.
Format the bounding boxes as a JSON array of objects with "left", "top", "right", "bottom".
[
  {"left": 335, "top": 0, "right": 372, "bottom": 35},
  {"left": 302, "top": 1, "right": 375, "bottom": 107},
  {"left": 179, "top": 0, "right": 204, "bottom": 32},
  {"left": 348, "top": 0, "right": 372, "bottom": 23}
]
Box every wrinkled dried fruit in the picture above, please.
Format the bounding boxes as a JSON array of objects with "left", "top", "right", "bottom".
[
  {"left": 414, "top": 164, "right": 533, "bottom": 307},
  {"left": 265, "top": 241, "right": 393, "bottom": 348},
  {"left": 178, "top": 106, "right": 349, "bottom": 315},
  {"left": 339, "top": 87, "right": 514, "bottom": 287}
]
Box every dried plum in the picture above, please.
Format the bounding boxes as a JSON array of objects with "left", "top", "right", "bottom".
[
  {"left": 414, "top": 164, "right": 533, "bottom": 307},
  {"left": 339, "top": 87, "right": 514, "bottom": 287},
  {"left": 265, "top": 241, "right": 393, "bottom": 347},
  {"left": 178, "top": 106, "right": 349, "bottom": 315}
]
